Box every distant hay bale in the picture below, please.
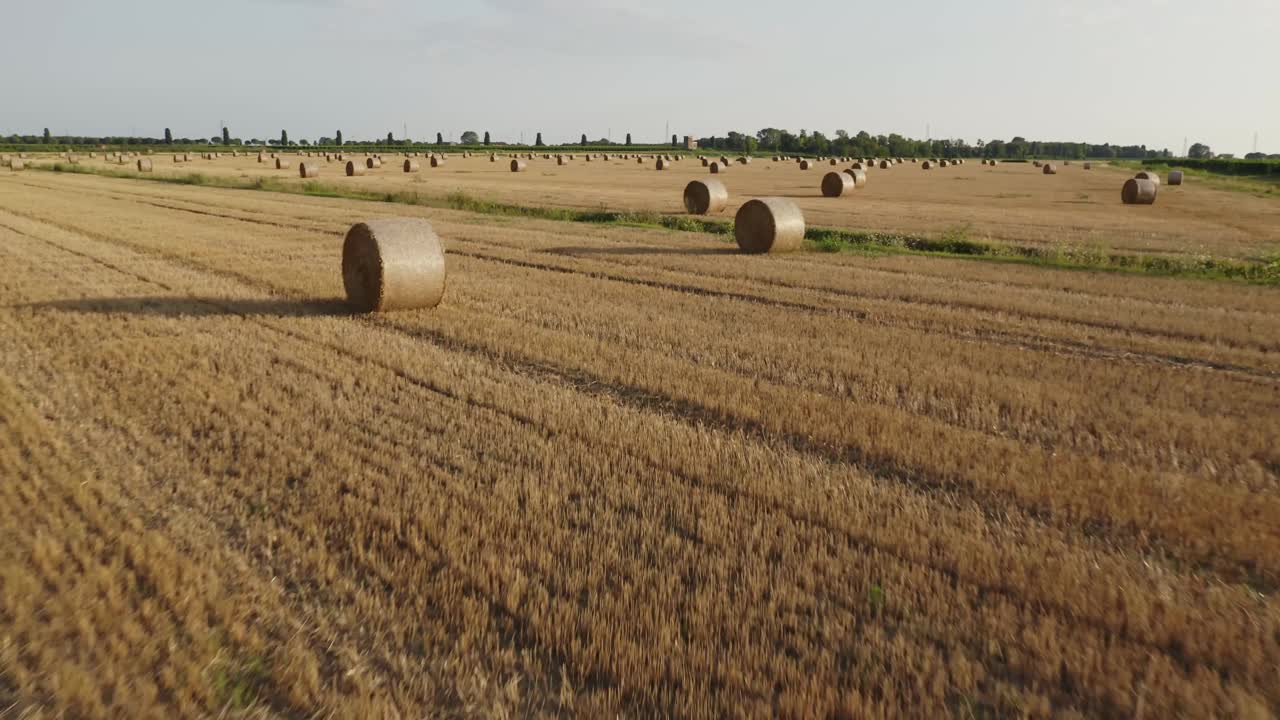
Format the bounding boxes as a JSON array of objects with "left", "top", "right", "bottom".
[
  {"left": 404, "top": 159, "right": 420, "bottom": 173},
  {"left": 173, "top": 154, "right": 183, "bottom": 163},
  {"left": 8, "top": 158, "right": 24, "bottom": 172},
  {"left": 637, "top": 156, "right": 644, "bottom": 164},
  {"left": 1033, "top": 160, "right": 1042, "bottom": 168},
  {"left": 431, "top": 156, "right": 445, "bottom": 167},
  {"left": 799, "top": 160, "right": 812, "bottom": 170},
  {"left": 1168, "top": 170, "right": 1184, "bottom": 185},
  {"left": 772, "top": 156, "right": 780, "bottom": 161},
  {"left": 258, "top": 153, "right": 267, "bottom": 163},
  {"left": 136, "top": 158, "right": 152, "bottom": 172},
  {"left": 734, "top": 198, "right": 805, "bottom": 254},
  {"left": 829, "top": 158, "right": 839, "bottom": 166},
  {"left": 490, "top": 153, "right": 498, "bottom": 162},
  {"left": 683, "top": 179, "right": 729, "bottom": 214},
  {"left": 821, "top": 171, "right": 855, "bottom": 197},
  {"left": 1083, "top": 162, "right": 1092, "bottom": 170},
  {"left": 922, "top": 161, "right": 933, "bottom": 169},
  {"left": 939, "top": 160, "right": 949, "bottom": 168},
  {"left": 342, "top": 219, "right": 447, "bottom": 313},
  {"left": 1042, "top": 163, "right": 1057, "bottom": 175},
  {"left": 276, "top": 158, "right": 292, "bottom": 170},
  {"left": 710, "top": 161, "right": 727, "bottom": 174},
  {"left": 511, "top": 159, "right": 527, "bottom": 172},
  {"left": 346, "top": 160, "right": 365, "bottom": 176},
  {"left": 879, "top": 160, "right": 891, "bottom": 169},
  {"left": 601, "top": 153, "right": 610, "bottom": 161},
  {"left": 720, "top": 156, "right": 730, "bottom": 165},
  {"left": 1122, "top": 178, "right": 1158, "bottom": 205},
  {"left": 842, "top": 168, "right": 868, "bottom": 188},
  {"left": 701, "top": 157, "right": 710, "bottom": 167},
  {"left": 299, "top": 162, "right": 319, "bottom": 178},
  {"left": 656, "top": 158, "right": 669, "bottom": 170},
  {"left": 739, "top": 156, "right": 752, "bottom": 164},
  {"left": 366, "top": 157, "right": 382, "bottom": 169},
  {"left": 850, "top": 162, "right": 866, "bottom": 170}
]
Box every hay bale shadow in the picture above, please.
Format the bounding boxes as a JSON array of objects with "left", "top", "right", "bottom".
[
  {"left": 546, "top": 245, "right": 737, "bottom": 257},
  {"left": 20, "top": 296, "right": 357, "bottom": 318}
]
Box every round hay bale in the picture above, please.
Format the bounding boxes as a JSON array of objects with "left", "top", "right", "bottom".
[
  {"left": 9, "top": 158, "right": 24, "bottom": 172},
  {"left": 1083, "top": 162, "right": 1092, "bottom": 170},
  {"left": 735, "top": 198, "right": 805, "bottom": 254},
  {"left": 299, "top": 162, "right": 319, "bottom": 178},
  {"left": 772, "top": 156, "right": 780, "bottom": 162},
  {"left": 879, "top": 160, "right": 891, "bottom": 169},
  {"left": 821, "top": 171, "right": 855, "bottom": 197},
  {"left": 1168, "top": 170, "right": 1184, "bottom": 185},
  {"left": 829, "top": 158, "right": 839, "bottom": 166},
  {"left": 346, "top": 160, "right": 365, "bottom": 176},
  {"left": 701, "top": 157, "right": 710, "bottom": 167},
  {"left": 366, "top": 157, "right": 382, "bottom": 169},
  {"left": 404, "top": 159, "right": 421, "bottom": 173},
  {"left": 637, "top": 156, "right": 644, "bottom": 164},
  {"left": 342, "top": 219, "right": 447, "bottom": 313},
  {"left": 601, "top": 153, "right": 610, "bottom": 161},
  {"left": 842, "top": 168, "right": 868, "bottom": 188},
  {"left": 1122, "top": 178, "right": 1158, "bottom": 205},
  {"left": 683, "top": 179, "right": 729, "bottom": 215},
  {"left": 922, "top": 161, "right": 933, "bottom": 170},
  {"left": 739, "top": 156, "right": 752, "bottom": 165},
  {"left": 1042, "top": 163, "right": 1057, "bottom": 175},
  {"left": 275, "top": 158, "right": 292, "bottom": 170},
  {"left": 173, "top": 154, "right": 183, "bottom": 163},
  {"left": 1134, "top": 171, "right": 1161, "bottom": 186},
  {"left": 656, "top": 158, "right": 670, "bottom": 170},
  {"left": 799, "top": 160, "right": 812, "bottom": 170},
  {"left": 710, "top": 161, "right": 727, "bottom": 174},
  {"left": 136, "top": 158, "right": 153, "bottom": 172},
  {"left": 1032, "top": 160, "right": 1042, "bottom": 168},
  {"left": 490, "top": 153, "right": 498, "bottom": 162},
  {"left": 511, "top": 159, "right": 527, "bottom": 172},
  {"left": 939, "top": 160, "right": 949, "bottom": 168},
  {"left": 430, "top": 156, "right": 445, "bottom": 167},
  {"left": 258, "top": 153, "right": 267, "bottom": 163}
]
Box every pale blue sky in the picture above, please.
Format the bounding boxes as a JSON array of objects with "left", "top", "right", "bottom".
[{"left": 3, "top": 0, "right": 1276, "bottom": 155}]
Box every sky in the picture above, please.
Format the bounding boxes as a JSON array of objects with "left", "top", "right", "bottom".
[{"left": 3, "top": 0, "right": 1277, "bottom": 156}]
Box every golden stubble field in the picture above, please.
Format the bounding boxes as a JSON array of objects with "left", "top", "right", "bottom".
[
  {"left": 1, "top": 169, "right": 1278, "bottom": 718},
  {"left": 50, "top": 148, "right": 1280, "bottom": 259}
]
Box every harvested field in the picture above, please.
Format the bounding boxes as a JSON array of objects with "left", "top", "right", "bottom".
[
  {"left": 1, "top": 170, "right": 1279, "bottom": 718},
  {"left": 34, "top": 151, "right": 1280, "bottom": 260}
]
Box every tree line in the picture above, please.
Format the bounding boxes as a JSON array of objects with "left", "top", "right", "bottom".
[{"left": 6, "top": 126, "right": 1266, "bottom": 161}]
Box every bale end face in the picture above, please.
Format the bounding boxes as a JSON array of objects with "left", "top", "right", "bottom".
[
  {"left": 346, "top": 161, "right": 365, "bottom": 177},
  {"left": 799, "top": 160, "right": 812, "bottom": 170},
  {"left": 510, "top": 159, "right": 527, "bottom": 172},
  {"left": 404, "top": 159, "right": 421, "bottom": 173},
  {"left": 342, "top": 219, "right": 447, "bottom": 313},
  {"left": 683, "top": 179, "right": 729, "bottom": 215},
  {"left": 299, "top": 163, "right": 319, "bottom": 178},
  {"left": 734, "top": 198, "right": 806, "bottom": 254},
  {"left": 136, "top": 159, "right": 153, "bottom": 172},
  {"left": 842, "top": 168, "right": 867, "bottom": 188},
  {"left": 1167, "top": 171, "right": 1184, "bottom": 186},
  {"left": 1042, "top": 164, "right": 1057, "bottom": 175}
]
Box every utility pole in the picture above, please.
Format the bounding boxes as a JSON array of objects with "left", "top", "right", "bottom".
[
  {"left": 1254, "top": 131, "right": 1259, "bottom": 154},
  {"left": 1182, "top": 137, "right": 1187, "bottom": 157}
]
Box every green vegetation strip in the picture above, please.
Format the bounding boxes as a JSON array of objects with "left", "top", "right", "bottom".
[{"left": 33, "top": 162, "right": 1280, "bottom": 286}]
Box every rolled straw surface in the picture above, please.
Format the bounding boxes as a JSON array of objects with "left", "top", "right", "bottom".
[{"left": 342, "top": 219, "right": 447, "bottom": 312}]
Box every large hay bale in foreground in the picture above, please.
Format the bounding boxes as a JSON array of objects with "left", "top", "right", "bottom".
[
  {"left": 346, "top": 161, "right": 365, "bottom": 176},
  {"left": 735, "top": 198, "right": 805, "bottom": 254},
  {"left": 136, "top": 158, "right": 153, "bottom": 172},
  {"left": 842, "top": 168, "right": 868, "bottom": 188},
  {"left": 1043, "top": 163, "right": 1057, "bottom": 175},
  {"left": 342, "top": 219, "right": 447, "bottom": 312},
  {"left": 683, "top": 179, "right": 729, "bottom": 215},
  {"left": 1122, "top": 178, "right": 1158, "bottom": 205},
  {"left": 822, "top": 171, "right": 855, "bottom": 197},
  {"left": 1167, "top": 171, "right": 1184, "bottom": 185},
  {"left": 511, "top": 159, "right": 527, "bottom": 172},
  {"left": 276, "top": 158, "right": 292, "bottom": 170},
  {"left": 404, "top": 159, "right": 421, "bottom": 173},
  {"left": 299, "top": 162, "right": 319, "bottom": 178}
]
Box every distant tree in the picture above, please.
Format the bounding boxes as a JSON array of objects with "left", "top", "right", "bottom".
[
  {"left": 1188, "top": 142, "right": 1212, "bottom": 159},
  {"left": 436, "top": 132, "right": 443, "bottom": 145},
  {"left": 581, "top": 133, "right": 588, "bottom": 145},
  {"left": 483, "top": 131, "right": 491, "bottom": 145},
  {"left": 336, "top": 130, "right": 343, "bottom": 146},
  {"left": 625, "top": 133, "right": 632, "bottom": 146},
  {"left": 672, "top": 134, "right": 678, "bottom": 147},
  {"left": 460, "top": 130, "right": 479, "bottom": 144},
  {"left": 300, "top": 139, "right": 310, "bottom": 146},
  {"left": 535, "top": 132, "right": 544, "bottom": 146},
  {"left": 42, "top": 128, "right": 50, "bottom": 144},
  {"left": 164, "top": 128, "right": 173, "bottom": 145},
  {"left": 281, "top": 129, "right": 288, "bottom": 145},
  {"left": 222, "top": 127, "right": 230, "bottom": 145},
  {"left": 210, "top": 136, "right": 221, "bottom": 144},
  {"left": 387, "top": 131, "right": 394, "bottom": 144}
]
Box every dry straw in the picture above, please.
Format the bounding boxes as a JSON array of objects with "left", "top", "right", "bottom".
[
  {"left": 1168, "top": 170, "right": 1184, "bottom": 185},
  {"left": 346, "top": 161, "right": 365, "bottom": 176},
  {"left": 701, "top": 157, "right": 710, "bottom": 167},
  {"left": 1083, "top": 162, "right": 1092, "bottom": 170},
  {"left": 1043, "top": 163, "right": 1057, "bottom": 175},
  {"left": 710, "top": 161, "right": 727, "bottom": 174},
  {"left": 404, "top": 159, "right": 421, "bottom": 173},
  {"left": 656, "top": 158, "right": 669, "bottom": 170},
  {"left": 136, "top": 158, "right": 153, "bottom": 172},
  {"left": 431, "top": 156, "right": 445, "bottom": 167},
  {"left": 276, "top": 158, "right": 292, "bottom": 170},
  {"left": 922, "top": 161, "right": 933, "bottom": 169},
  {"left": 511, "top": 159, "right": 527, "bottom": 172},
  {"left": 683, "top": 179, "right": 729, "bottom": 215},
  {"left": 821, "top": 171, "right": 855, "bottom": 197},
  {"left": 342, "top": 219, "right": 447, "bottom": 312},
  {"left": 366, "top": 157, "right": 382, "bottom": 169},
  {"left": 842, "top": 168, "right": 868, "bottom": 188},
  {"left": 734, "top": 198, "right": 805, "bottom": 254},
  {"left": 8, "top": 158, "right": 24, "bottom": 172},
  {"left": 299, "top": 162, "right": 319, "bottom": 178},
  {"left": 799, "top": 160, "right": 812, "bottom": 170},
  {"left": 1122, "top": 178, "right": 1158, "bottom": 205},
  {"left": 879, "top": 160, "right": 891, "bottom": 169}
]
